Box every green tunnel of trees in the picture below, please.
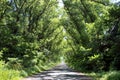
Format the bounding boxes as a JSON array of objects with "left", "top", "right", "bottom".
[
  {"left": 63, "top": 0, "right": 120, "bottom": 71},
  {"left": 0, "top": 0, "right": 63, "bottom": 73},
  {"left": 0, "top": 0, "right": 120, "bottom": 74}
]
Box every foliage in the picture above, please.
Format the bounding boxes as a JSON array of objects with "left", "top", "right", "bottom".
[
  {"left": 0, "top": 0, "right": 120, "bottom": 79},
  {"left": 100, "top": 71, "right": 120, "bottom": 80},
  {"left": 0, "top": 0, "right": 62, "bottom": 68},
  {"left": 87, "top": 71, "right": 120, "bottom": 80},
  {"left": 62, "top": 0, "right": 120, "bottom": 72},
  {"left": 0, "top": 61, "right": 21, "bottom": 80},
  {"left": 0, "top": 0, "right": 63, "bottom": 79}
]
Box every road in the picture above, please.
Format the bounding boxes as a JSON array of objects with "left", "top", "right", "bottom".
[{"left": 22, "top": 63, "right": 92, "bottom": 80}]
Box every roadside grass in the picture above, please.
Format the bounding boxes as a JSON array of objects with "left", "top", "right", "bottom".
[
  {"left": 21, "top": 62, "right": 58, "bottom": 77},
  {"left": 1, "top": 59, "right": 120, "bottom": 80},
  {"left": 100, "top": 71, "right": 120, "bottom": 80},
  {"left": 0, "top": 61, "right": 21, "bottom": 80},
  {"left": 87, "top": 71, "right": 120, "bottom": 80},
  {"left": 0, "top": 60, "right": 59, "bottom": 80}
]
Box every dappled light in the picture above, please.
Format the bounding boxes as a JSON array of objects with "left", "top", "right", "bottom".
[
  {"left": 0, "top": 0, "right": 120, "bottom": 80},
  {"left": 23, "top": 63, "right": 92, "bottom": 80}
]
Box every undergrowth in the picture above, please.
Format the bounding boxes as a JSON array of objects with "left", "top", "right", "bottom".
[
  {"left": 87, "top": 71, "right": 120, "bottom": 80},
  {"left": 0, "top": 61, "right": 21, "bottom": 80},
  {"left": 0, "top": 60, "right": 59, "bottom": 80}
]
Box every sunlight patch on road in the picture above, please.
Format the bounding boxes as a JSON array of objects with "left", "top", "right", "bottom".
[{"left": 48, "top": 71, "right": 84, "bottom": 76}]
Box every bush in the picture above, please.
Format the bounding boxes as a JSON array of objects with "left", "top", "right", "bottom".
[
  {"left": 6, "top": 58, "right": 22, "bottom": 70},
  {"left": 112, "top": 55, "right": 120, "bottom": 70},
  {"left": 100, "top": 71, "right": 120, "bottom": 80}
]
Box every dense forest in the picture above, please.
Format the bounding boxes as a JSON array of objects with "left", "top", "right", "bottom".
[{"left": 0, "top": 0, "right": 120, "bottom": 80}]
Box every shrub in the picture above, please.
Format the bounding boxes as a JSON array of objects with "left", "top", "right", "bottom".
[
  {"left": 100, "top": 71, "right": 120, "bottom": 80},
  {"left": 7, "top": 58, "right": 22, "bottom": 70}
]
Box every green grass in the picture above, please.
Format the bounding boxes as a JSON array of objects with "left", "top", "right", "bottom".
[
  {"left": 0, "top": 60, "right": 60, "bottom": 80},
  {"left": 0, "top": 61, "right": 21, "bottom": 80},
  {"left": 86, "top": 71, "right": 120, "bottom": 80},
  {"left": 100, "top": 71, "right": 120, "bottom": 80},
  {"left": 86, "top": 71, "right": 106, "bottom": 80},
  {"left": 21, "top": 62, "right": 58, "bottom": 77}
]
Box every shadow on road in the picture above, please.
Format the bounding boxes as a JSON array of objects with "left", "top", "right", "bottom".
[{"left": 23, "top": 63, "right": 92, "bottom": 80}]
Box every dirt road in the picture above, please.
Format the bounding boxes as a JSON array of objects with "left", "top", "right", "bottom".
[{"left": 22, "top": 63, "right": 92, "bottom": 80}]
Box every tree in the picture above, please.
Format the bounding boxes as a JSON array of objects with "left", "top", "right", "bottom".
[
  {"left": 62, "top": 0, "right": 118, "bottom": 71},
  {"left": 0, "top": 0, "right": 63, "bottom": 69}
]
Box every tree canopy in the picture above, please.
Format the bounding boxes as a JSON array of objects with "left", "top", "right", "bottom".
[{"left": 0, "top": 0, "right": 120, "bottom": 77}]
